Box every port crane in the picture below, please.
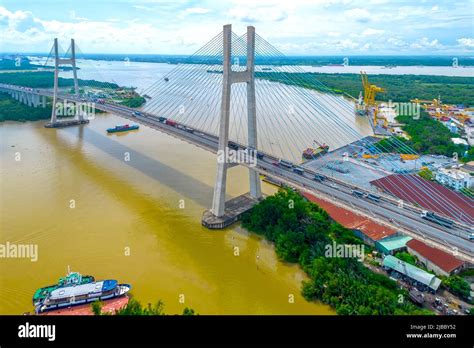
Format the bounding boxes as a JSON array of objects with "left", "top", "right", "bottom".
[{"left": 360, "top": 71, "right": 387, "bottom": 127}]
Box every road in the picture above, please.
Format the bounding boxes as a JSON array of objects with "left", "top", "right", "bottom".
[{"left": 1, "top": 84, "right": 473, "bottom": 262}]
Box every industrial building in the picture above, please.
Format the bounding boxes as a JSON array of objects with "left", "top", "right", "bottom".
[
  {"left": 406, "top": 239, "right": 466, "bottom": 277},
  {"left": 370, "top": 174, "right": 474, "bottom": 223},
  {"left": 383, "top": 255, "right": 442, "bottom": 293},
  {"left": 375, "top": 235, "right": 412, "bottom": 255},
  {"left": 300, "top": 192, "right": 397, "bottom": 246}
]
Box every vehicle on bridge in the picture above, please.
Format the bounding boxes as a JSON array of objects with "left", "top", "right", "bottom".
[
  {"left": 313, "top": 174, "right": 326, "bottom": 182},
  {"left": 351, "top": 189, "right": 365, "bottom": 197},
  {"left": 184, "top": 126, "right": 195, "bottom": 134},
  {"left": 247, "top": 146, "right": 264, "bottom": 159},
  {"left": 278, "top": 159, "right": 293, "bottom": 169},
  {"left": 132, "top": 111, "right": 142, "bottom": 117},
  {"left": 469, "top": 233, "right": 474, "bottom": 241},
  {"left": 366, "top": 193, "right": 381, "bottom": 202},
  {"left": 228, "top": 141, "right": 239, "bottom": 150},
  {"left": 158, "top": 116, "right": 167, "bottom": 123},
  {"left": 420, "top": 210, "right": 454, "bottom": 228},
  {"left": 165, "top": 119, "right": 177, "bottom": 127},
  {"left": 293, "top": 166, "right": 305, "bottom": 175}
]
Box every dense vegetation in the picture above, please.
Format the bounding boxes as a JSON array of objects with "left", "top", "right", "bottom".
[
  {"left": 0, "top": 57, "right": 39, "bottom": 70},
  {"left": 397, "top": 113, "right": 473, "bottom": 162},
  {"left": 242, "top": 189, "right": 431, "bottom": 315},
  {"left": 256, "top": 72, "right": 474, "bottom": 106},
  {"left": 91, "top": 298, "right": 197, "bottom": 315},
  {"left": 119, "top": 96, "right": 146, "bottom": 108},
  {"left": 418, "top": 167, "right": 434, "bottom": 181},
  {"left": 394, "top": 252, "right": 418, "bottom": 266},
  {"left": 0, "top": 71, "right": 118, "bottom": 89},
  {"left": 0, "top": 92, "right": 52, "bottom": 122},
  {"left": 440, "top": 276, "right": 471, "bottom": 302},
  {"left": 371, "top": 113, "right": 473, "bottom": 162}
]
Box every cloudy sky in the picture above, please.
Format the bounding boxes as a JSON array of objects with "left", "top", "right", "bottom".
[{"left": 0, "top": 0, "right": 473, "bottom": 55}]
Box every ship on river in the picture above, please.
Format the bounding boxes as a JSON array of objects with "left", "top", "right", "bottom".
[
  {"left": 34, "top": 276, "right": 131, "bottom": 314},
  {"left": 302, "top": 142, "right": 329, "bottom": 160},
  {"left": 106, "top": 124, "right": 139, "bottom": 133},
  {"left": 32, "top": 268, "right": 95, "bottom": 307}
]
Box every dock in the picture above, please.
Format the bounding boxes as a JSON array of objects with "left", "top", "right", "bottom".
[
  {"left": 44, "top": 119, "right": 90, "bottom": 128},
  {"left": 201, "top": 193, "right": 260, "bottom": 229}
]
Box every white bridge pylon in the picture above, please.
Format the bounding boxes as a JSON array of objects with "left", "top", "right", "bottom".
[
  {"left": 50, "top": 38, "right": 82, "bottom": 125},
  {"left": 211, "top": 24, "right": 262, "bottom": 217}
]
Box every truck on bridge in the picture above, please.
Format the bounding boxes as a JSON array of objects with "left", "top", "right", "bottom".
[{"left": 420, "top": 210, "right": 454, "bottom": 229}]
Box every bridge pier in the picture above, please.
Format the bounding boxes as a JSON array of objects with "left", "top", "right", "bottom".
[{"left": 203, "top": 24, "right": 262, "bottom": 229}]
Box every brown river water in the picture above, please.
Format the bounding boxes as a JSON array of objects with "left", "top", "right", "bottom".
[{"left": 0, "top": 114, "right": 334, "bottom": 314}]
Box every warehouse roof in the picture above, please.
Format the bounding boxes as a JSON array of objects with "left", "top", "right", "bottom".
[
  {"left": 370, "top": 174, "right": 474, "bottom": 225},
  {"left": 301, "top": 192, "right": 396, "bottom": 241},
  {"left": 406, "top": 239, "right": 465, "bottom": 274},
  {"left": 383, "top": 255, "right": 441, "bottom": 291},
  {"left": 376, "top": 235, "right": 412, "bottom": 252}
]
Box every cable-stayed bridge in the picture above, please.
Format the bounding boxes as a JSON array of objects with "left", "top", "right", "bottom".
[{"left": 0, "top": 25, "right": 472, "bottom": 262}]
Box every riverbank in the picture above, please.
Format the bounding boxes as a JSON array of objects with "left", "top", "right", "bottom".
[
  {"left": 256, "top": 72, "right": 474, "bottom": 106},
  {"left": 241, "top": 189, "right": 432, "bottom": 315},
  {"left": 0, "top": 92, "right": 51, "bottom": 122}
]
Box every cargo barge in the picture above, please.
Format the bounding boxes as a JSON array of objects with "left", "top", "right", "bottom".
[{"left": 106, "top": 124, "right": 139, "bottom": 133}]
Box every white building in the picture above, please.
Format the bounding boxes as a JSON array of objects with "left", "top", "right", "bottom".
[
  {"left": 464, "top": 123, "right": 474, "bottom": 146},
  {"left": 435, "top": 167, "right": 472, "bottom": 190}
]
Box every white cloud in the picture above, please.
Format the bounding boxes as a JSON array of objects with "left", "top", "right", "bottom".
[
  {"left": 410, "top": 37, "right": 443, "bottom": 50},
  {"left": 69, "top": 11, "right": 88, "bottom": 21},
  {"left": 228, "top": 6, "right": 288, "bottom": 22},
  {"left": 362, "top": 28, "right": 384, "bottom": 36},
  {"left": 344, "top": 8, "right": 371, "bottom": 23},
  {"left": 457, "top": 38, "right": 474, "bottom": 48},
  {"left": 0, "top": 1, "right": 472, "bottom": 55},
  {"left": 183, "top": 7, "right": 211, "bottom": 15}
]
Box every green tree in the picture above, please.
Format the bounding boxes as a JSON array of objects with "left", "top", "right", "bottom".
[
  {"left": 418, "top": 168, "right": 434, "bottom": 181},
  {"left": 182, "top": 307, "right": 197, "bottom": 315},
  {"left": 91, "top": 300, "right": 103, "bottom": 315},
  {"left": 441, "top": 275, "right": 471, "bottom": 300}
]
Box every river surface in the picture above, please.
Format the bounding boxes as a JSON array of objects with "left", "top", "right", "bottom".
[{"left": 0, "top": 117, "right": 334, "bottom": 315}]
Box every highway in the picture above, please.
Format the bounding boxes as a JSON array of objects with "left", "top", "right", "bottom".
[{"left": 1, "top": 83, "right": 473, "bottom": 262}]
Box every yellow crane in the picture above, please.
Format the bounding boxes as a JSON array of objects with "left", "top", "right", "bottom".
[
  {"left": 410, "top": 98, "right": 442, "bottom": 118},
  {"left": 360, "top": 71, "right": 386, "bottom": 126}
]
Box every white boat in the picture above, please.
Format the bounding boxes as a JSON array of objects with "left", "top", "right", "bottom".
[{"left": 36, "top": 279, "right": 131, "bottom": 313}]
